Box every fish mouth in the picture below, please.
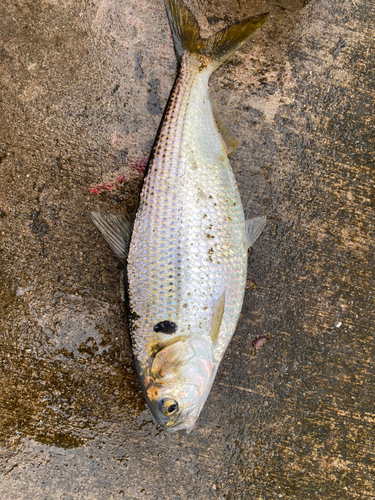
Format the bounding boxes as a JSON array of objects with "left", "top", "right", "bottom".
[{"left": 163, "top": 416, "right": 197, "bottom": 434}]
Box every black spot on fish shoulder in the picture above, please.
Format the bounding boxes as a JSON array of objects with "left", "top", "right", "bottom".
[{"left": 153, "top": 321, "right": 178, "bottom": 334}]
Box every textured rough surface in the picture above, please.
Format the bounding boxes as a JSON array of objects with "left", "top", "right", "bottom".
[{"left": 0, "top": 0, "right": 374, "bottom": 498}]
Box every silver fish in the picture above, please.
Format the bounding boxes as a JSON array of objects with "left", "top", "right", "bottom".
[{"left": 92, "top": 0, "right": 268, "bottom": 433}]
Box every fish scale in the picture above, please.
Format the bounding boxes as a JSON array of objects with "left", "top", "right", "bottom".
[
  {"left": 128, "top": 52, "right": 246, "bottom": 368},
  {"left": 91, "top": 0, "right": 268, "bottom": 432}
]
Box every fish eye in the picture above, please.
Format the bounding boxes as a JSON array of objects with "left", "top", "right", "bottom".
[
  {"left": 158, "top": 398, "right": 179, "bottom": 416},
  {"left": 168, "top": 403, "right": 177, "bottom": 413}
]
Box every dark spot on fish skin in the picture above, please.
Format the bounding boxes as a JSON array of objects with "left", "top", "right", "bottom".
[
  {"left": 129, "top": 310, "right": 140, "bottom": 333},
  {"left": 198, "top": 58, "right": 208, "bottom": 71},
  {"left": 153, "top": 320, "right": 178, "bottom": 335}
]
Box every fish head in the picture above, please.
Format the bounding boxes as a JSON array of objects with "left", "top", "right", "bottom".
[{"left": 142, "top": 337, "right": 216, "bottom": 433}]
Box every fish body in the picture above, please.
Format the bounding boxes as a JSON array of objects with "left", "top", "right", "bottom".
[{"left": 92, "top": 0, "right": 268, "bottom": 433}]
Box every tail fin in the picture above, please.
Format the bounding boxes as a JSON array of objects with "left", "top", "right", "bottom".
[{"left": 165, "top": 0, "right": 268, "bottom": 71}]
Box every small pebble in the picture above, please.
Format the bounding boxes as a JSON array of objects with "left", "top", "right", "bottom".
[
  {"left": 245, "top": 278, "right": 257, "bottom": 290},
  {"left": 335, "top": 321, "right": 342, "bottom": 328},
  {"left": 252, "top": 336, "right": 267, "bottom": 350}
]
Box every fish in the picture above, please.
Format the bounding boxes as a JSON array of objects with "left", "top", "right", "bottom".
[{"left": 91, "top": 0, "right": 268, "bottom": 433}]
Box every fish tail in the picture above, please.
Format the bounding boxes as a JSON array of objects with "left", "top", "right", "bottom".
[{"left": 164, "top": 0, "right": 268, "bottom": 72}]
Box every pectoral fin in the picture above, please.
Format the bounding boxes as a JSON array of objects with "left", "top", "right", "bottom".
[
  {"left": 91, "top": 211, "right": 134, "bottom": 264},
  {"left": 245, "top": 216, "right": 266, "bottom": 250},
  {"left": 210, "top": 291, "right": 226, "bottom": 344}
]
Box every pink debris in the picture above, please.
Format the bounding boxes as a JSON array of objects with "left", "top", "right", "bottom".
[
  {"left": 116, "top": 175, "right": 127, "bottom": 183},
  {"left": 252, "top": 336, "right": 267, "bottom": 350},
  {"left": 130, "top": 157, "right": 148, "bottom": 174},
  {"left": 110, "top": 131, "right": 128, "bottom": 151},
  {"left": 89, "top": 157, "right": 148, "bottom": 194},
  {"left": 89, "top": 181, "right": 118, "bottom": 194}
]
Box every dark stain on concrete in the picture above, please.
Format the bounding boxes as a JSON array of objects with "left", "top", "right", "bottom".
[
  {"left": 147, "top": 78, "right": 163, "bottom": 115},
  {"left": 135, "top": 52, "right": 144, "bottom": 80}
]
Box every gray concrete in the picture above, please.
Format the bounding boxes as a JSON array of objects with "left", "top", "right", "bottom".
[{"left": 0, "top": 0, "right": 374, "bottom": 498}]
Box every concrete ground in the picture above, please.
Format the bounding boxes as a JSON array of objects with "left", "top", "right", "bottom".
[{"left": 0, "top": 0, "right": 374, "bottom": 498}]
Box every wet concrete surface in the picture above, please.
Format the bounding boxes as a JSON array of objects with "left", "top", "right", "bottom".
[{"left": 0, "top": 0, "right": 374, "bottom": 498}]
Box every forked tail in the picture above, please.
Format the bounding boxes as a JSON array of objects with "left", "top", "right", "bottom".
[{"left": 165, "top": 0, "right": 268, "bottom": 72}]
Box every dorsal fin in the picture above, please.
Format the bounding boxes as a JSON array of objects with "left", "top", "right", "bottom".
[
  {"left": 91, "top": 211, "right": 134, "bottom": 264},
  {"left": 210, "top": 94, "right": 241, "bottom": 155},
  {"left": 164, "top": 0, "right": 268, "bottom": 71}
]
